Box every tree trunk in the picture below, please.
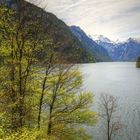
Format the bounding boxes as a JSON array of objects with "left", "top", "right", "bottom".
[
  {"left": 37, "top": 54, "right": 53, "bottom": 129},
  {"left": 108, "top": 120, "right": 110, "bottom": 140},
  {"left": 47, "top": 105, "right": 53, "bottom": 135},
  {"left": 10, "top": 36, "right": 17, "bottom": 129}
]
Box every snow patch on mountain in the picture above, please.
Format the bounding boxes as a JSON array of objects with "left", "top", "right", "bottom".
[{"left": 91, "top": 35, "right": 140, "bottom": 61}]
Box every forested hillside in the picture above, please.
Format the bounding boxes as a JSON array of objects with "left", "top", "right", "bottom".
[{"left": 0, "top": 0, "right": 95, "bottom": 63}]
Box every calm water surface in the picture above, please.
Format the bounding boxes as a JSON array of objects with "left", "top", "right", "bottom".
[{"left": 80, "top": 62, "right": 140, "bottom": 140}]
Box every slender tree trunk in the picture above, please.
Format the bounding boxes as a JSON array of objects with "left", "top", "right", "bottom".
[
  {"left": 10, "top": 36, "right": 17, "bottom": 129},
  {"left": 108, "top": 120, "right": 110, "bottom": 140},
  {"left": 47, "top": 73, "right": 61, "bottom": 135},
  {"left": 17, "top": 33, "right": 25, "bottom": 127},
  {"left": 47, "top": 105, "right": 53, "bottom": 135},
  {"left": 37, "top": 76, "right": 47, "bottom": 129},
  {"left": 19, "top": 46, "right": 23, "bottom": 127},
  {"left": 37, "top": 54, "right": 53, "bottom": 129}
]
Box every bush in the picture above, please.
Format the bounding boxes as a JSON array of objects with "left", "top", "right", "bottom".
[
  {"left": 136, "top": 56, "right": 140, "bottom": 68},
  {"left": 0, "top": 128, "right": 55, "bottom": 140}
]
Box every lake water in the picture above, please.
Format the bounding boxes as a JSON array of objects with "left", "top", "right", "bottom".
[{"left": 80, "top": 62, "right": 140, "bottom": 140}]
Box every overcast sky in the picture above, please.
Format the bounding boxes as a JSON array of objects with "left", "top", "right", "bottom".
[{"left": 29, "top": 0, "right": 140, "bottom": 41}]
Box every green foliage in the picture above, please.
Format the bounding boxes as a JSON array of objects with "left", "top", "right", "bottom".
[
  {"left": 41, "top": 65, "right": 98, "bottom": 139},
  {"left": 136, "top": 56, "right": 140, "bottom": 68},
  {"left": 0, "top": 127, "right": 56, "bottom": 140},
  {"left": 0, "top": 6, "right": 38, "bottom": 129}
]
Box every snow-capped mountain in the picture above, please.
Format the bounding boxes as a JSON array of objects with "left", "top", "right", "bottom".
[
  {"left": 117, "top": 38, "right": 140, "bottom": 61},
  {"left": 91, "top": 35, "right": 113, "bottom": 44},
  {"left": 93, "top": 36, "right": 140, "bottom": 61}
]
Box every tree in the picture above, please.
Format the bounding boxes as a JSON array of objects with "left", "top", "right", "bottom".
[
  {"left": 0, "top": 2, "right": 45, "bottom": 129},
  {"left": 37, "top": 42, "right": 59, "bottom": 129},
  {"left": 99, "top": 94, "right": 123, "bottom": 140},
  {"left": 136, "top": 56, "right": 140, "bottom": 68},
  {"left": 41, "top": 64, "right": 98, "bottom": 139}
]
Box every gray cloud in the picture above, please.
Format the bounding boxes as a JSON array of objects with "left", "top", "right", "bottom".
[{"left": 27, "top": 0, "right": 140, "bottom": 41}]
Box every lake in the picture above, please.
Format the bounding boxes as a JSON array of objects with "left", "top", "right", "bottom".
[{"left": 81, "top": 62, "right": 140, "bottom": 140}]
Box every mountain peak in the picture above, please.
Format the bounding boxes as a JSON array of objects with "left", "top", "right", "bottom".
[
  {"left": 127, "top": 37, "right": 140, "bottom": 43},
  {"left": 70, "top": 25, "right": 82, "bottom": 31},
  {"left": 91, "top": 34, "right": 113, "bottom": 43},
  {"left": 127, "top": 37, "right": 135, "bottom": 42},
  {"left": 70, "top": 26, "right": 112, "bottom": 62}
]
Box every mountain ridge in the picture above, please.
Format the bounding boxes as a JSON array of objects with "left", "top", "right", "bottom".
[
  {"left": 93, "top": 35, "right": 140, "bottom": 61},
  {"left": 0, "top": 0, "right": 96, "bottom": 63},
  {"left": 70, "top": 26, "right": 112, "bottom": 62}
]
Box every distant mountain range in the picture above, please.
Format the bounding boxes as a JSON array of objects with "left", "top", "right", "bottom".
[
  {"left": 70, "top": 26, "right": 112, "bottom": 62},
  {"left": 70, "top": 26, "right": 140, "bottom": 62},
  {"left": 93, "top": 35, "right": 140, "bottom": 61}
]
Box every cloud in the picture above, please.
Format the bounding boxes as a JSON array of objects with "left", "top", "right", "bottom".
[{"left": 27, "top": 0, "right": 140, "bottom": 41}]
